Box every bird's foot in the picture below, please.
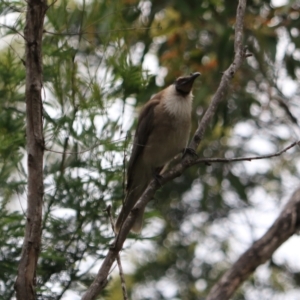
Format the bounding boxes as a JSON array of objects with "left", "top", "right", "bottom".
[
  {"left": 109, "top": 241, "right": 117, "bottom": 250},
  {"left": 154, "top": 173, "right": 163, "bottom": 186},
  {"left": 182, "top": 147, "right": 198, "bottom": 158}
]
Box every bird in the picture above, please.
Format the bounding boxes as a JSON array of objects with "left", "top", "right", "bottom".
[{"left": 115, "top": 72, "right": 201, "bottom": 233}]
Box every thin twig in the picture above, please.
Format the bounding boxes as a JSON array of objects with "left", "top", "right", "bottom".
[
  {"left": 43, "top": 26, "right": 154, "bottom": 36},
  {"left": 122, "top": 133, "right": 130, "bottom": 204},
  {"left": 116, "top": 255, "right": 128, "bottom": 300},
  {"left": 104, "top": 206, "right": 129, "bottom": 300},
  {"left": 16, "top": 191, "right": 26, "bottom": 217},
  {"left": 1, "top": 39, "right": 26, "bottom": 65},
  {"left": 0, "top": 23, "right": 26, "bottom": 40},
  {"left": 44, "top": 137, "right": 127, "bottom": 155},
  {"left": 192, "top": 140, "right": 300, "bottom": 165},
  {"left": 48, "top": 0, "right": 58, "bottom": 9}
]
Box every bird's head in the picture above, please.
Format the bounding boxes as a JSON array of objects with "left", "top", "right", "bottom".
[{"left": 174, "top": 72, "right": 201, "bottom": 95}]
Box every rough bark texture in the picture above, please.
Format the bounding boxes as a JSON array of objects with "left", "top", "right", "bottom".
[
  {"left": 14, "top": 1, "right": 47, "bottom": 299},
  {"left": 206, "top": 187, "right": 300, "bottom": 300}
]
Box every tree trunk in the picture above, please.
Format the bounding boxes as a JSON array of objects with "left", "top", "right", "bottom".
[{"left": 14, "top": 1, "right": 47, "bottom": 299}]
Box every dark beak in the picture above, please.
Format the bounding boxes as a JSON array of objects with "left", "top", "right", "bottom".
[
  {"left": 190, "top": 72, "right": 201, "bottom": 79},
  {"left": 175, "top": 72, "right": 201, "bottom": 94}
]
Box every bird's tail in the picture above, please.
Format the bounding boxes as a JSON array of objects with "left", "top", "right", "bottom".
[{"left": 115, "top": 186, "right": 146, "bottom": 234}]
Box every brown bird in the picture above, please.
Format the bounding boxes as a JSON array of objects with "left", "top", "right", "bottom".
[{"left": 115, "top": 72, "right": 201, "bottom": 233}]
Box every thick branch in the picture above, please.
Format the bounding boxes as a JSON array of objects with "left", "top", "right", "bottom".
[
  {"left": 206, "top": 187, "right": 300, "bottom": 300},
  {"left": 14, "top": 1, "right": 47, "bottom": 299},
  {"left": 81, "top": 1, "right": 248, "bottom": 299}
]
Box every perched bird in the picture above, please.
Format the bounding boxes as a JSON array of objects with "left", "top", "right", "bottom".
[{"left": 115, "top": 72, "right": 201, "bottom": 233}]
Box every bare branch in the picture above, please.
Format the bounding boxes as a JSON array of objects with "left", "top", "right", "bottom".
[
  {"left": 192, "top": 140, "right": 300, "bottom": 165},
  {"left": 81, "top": 1, "right": 249, "bottom": 299},
  {"left": 48, "top": 0, "right": 58, "bottom": 9},
  {"left": 105, "top": 206, "right": 129, "bottom": 300},
  {"left": 44, "top": 137, "right": 127, "bottom": 155},
  {"left": 43, "top": 26, "right": 155, "bottom": 36},
  {"left": 273, "top": 95, "right": 299, "bottom": 125},
  {"left": 14, "top": 1, "right": 47, "bottom": 299},
  {"left": 0, "top": 23, "right": 26, "bottom": 40},
  {"left": 206, "top": 187, "right": 300, "bottom": 300},
  {"left": 188, "top": 0, "right": 247, "bottom": 151},
  {"left": 116, "top": 255, "right": 128, "bottom": 300}
]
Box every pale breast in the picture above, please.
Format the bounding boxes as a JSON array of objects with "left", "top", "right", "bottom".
[{"left": 142, "top": 98, "right": 191, "bottom": 168}]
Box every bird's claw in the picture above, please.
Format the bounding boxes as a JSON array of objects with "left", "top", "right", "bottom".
[
  {"left": 154, "top": 173, "right": 163, "bottom": 187},
  {"left": 182, "top": 147, "right": 198, "bottom": 158}
]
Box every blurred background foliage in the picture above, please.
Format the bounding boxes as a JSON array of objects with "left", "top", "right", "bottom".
[{"left": 0, "top": 0, "right": 300, "bottom": 299}]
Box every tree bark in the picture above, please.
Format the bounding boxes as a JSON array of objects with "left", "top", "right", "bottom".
[
  {"left": 206, "top": 187, "right": 300, "bottom": 300},
  {"left": 14, "top": 1, "right": 47, "bottom": 299}
]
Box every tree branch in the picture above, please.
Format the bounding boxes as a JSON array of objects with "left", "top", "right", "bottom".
[
  {"left": 192, "top": 140, "right": 300, "bottom": 165},
  {"left": 14, "top": 1, "right": 47, "bottom": 299},
  {"left": 0, "top": 23, "right": 26, "bottom": 40},
  {"left": 206, "top": 187, "right": 300, "bottom": 300},
  {"left": 44, "top": 137, "right": 126, "bottom": 155},
  {"left": 105, "top": 206, "right": 128, "bottom": 300},
  {"left": 188, "top": 0, "right": 247, "bottom": 151},
  {"left": 43, "top": 26, "right": 155, "bottom": 36},
  {"left": 81, "top": 1, "right": 248, "bottom": 299}
]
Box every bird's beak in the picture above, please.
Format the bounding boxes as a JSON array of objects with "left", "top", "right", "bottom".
[
  {"left": 190, "top": 72, "right": 201, "bottom": 79},
  {"left": 175, "top": 72, "right": 201, "bottom": 94}
]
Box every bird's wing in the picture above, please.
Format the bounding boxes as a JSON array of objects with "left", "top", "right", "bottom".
[{"left": 127, "top": 98, "right": 160, "bottom": 190}]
